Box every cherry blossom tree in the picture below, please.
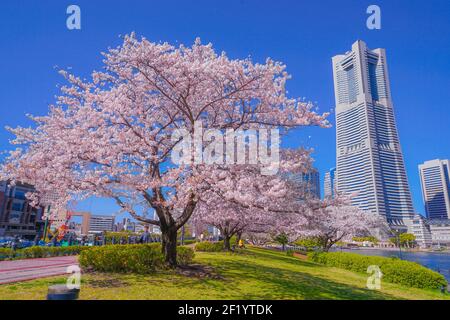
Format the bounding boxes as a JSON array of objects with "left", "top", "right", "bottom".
[
  {"left": 192, "top": 185, "right": 276, "bottom": 251},
  {"left": 245, "top": 231, "right": 272, "bottom": 246},
  {"left": 0, "top": 34, "right": 328, "bottom": 266},
  {"left": 191, "top": 149, "right": 327, "bottom": 251},
  {"left": 291, "top": 199, "right": 388, "bottom": 252}
]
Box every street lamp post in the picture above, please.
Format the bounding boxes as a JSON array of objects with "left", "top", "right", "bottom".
[
  {"left": 42, "top": 205, "right": 51, "bottom": 242},
  {"left": 397, "top": 233, "right": 403, "bottom": 260}
]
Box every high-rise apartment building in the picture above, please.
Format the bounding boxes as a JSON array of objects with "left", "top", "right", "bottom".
[
  {"left": 332, "top": 40, "right": 414, "bottom": 225},
  {"left": 324, "top": 167, "right": 336, "bottom": 199},
  {"left": 418, "top": 159, "right": 450, "bottom": 220}
]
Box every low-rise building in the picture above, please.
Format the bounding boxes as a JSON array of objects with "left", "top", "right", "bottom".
[
  {"left": 427, "top": 219, "right": 450, "bottom": 245},
  {"left": 88, "top": 215, "right": 115, "bottom": 234},
  {"left": 404, "top": 214, "right": 432, "bottom": 248},
  {"left": 0, "top": 181, "right": 45, "bottom": 239}
]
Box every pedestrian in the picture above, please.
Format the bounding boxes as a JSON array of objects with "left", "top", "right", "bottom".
[
  {"left": 11, "top": 236, "right": 20, "bottom": 251},
  {"left": 139, "top": 225, "right": 151, "bottom": 244}
]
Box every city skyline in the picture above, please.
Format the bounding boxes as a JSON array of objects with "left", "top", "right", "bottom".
[{"left": 0, "top": 1, "right": 449, "bottom": 218}]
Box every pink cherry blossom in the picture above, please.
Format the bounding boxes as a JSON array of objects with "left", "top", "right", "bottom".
[{"left": 1, "top": 35, "right": 328, "bottom": 266}]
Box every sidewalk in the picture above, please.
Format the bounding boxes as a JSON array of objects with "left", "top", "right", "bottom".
[{"left": 0, "top": 256, "right": 78, "bottom": 285}]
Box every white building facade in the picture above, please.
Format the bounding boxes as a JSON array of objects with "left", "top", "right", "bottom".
[
  {"left": 418, "top": 159, "right": 450, "bottom": 220},
  {"left": 428, "top": 220, "right": 450, "bottom": 245},
  {"left": 403, "top": 215, "right": 432, "bottom": 248},
  {"left": 332, "top": 40, "right": 414, "bottom": 226},
  {"left": 88, "top": 215, "right": 115, "bottom": 234}
]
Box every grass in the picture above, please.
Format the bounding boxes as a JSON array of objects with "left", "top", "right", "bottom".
[{"left": 0, "top": 247, "right": 448, "bottom": 300}]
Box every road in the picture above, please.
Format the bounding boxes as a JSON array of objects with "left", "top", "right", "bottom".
[{"left": 0, "top": 256, "right": 78, "bottom": 285}]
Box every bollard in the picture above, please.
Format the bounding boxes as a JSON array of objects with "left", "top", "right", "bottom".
[{"left": 47, "top": 284, "right": 80, "bottom": 300}]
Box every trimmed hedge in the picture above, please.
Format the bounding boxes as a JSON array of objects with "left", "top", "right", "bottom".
[
  {"left": 0, "top": 248, "right": 14, "bottom": 260},
  {"left": 0, "top": 246, "right": 87, "bottom": 261},
  {"left": 308, "top": 251, "right": 447, "bottom": 290},
  {"left": 79, "top": 244, "right": 194, "bottom": 273},
  {"left": 179, "top": 239, "right": 197, "bottom": 245},
  {"left": 194, "top": 241, "right": 224, "bottom": 252}
]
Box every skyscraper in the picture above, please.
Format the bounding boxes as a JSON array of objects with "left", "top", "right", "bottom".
[
  {"left": 332, "top": 40, "right": 414, "bottom": 225},
  {"left": 286, "top": 168, "right": 321, "bottom": 199},
  {"left": 419, "top": 159, "right": 450, "bottom": 220},
  {"left": 324, "top": 167, "right": 336, "bottom": 199}
]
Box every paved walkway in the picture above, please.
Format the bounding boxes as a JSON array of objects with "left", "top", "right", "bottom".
[{"left": 0, "top": 256, "right": 78, "bottom": 285}]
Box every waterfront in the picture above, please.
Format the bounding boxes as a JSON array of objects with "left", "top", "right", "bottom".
[{"left": 348, "top": 248, "right": 450, "bottom": 281}]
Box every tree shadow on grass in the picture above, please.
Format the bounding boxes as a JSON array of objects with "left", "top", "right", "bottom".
[
  {"left": 247, "top": 247, "right": 321, "bottom": 268},
  {"left": 181, "top": 248, "right": 404, "bottom": 300},
  {"left": 74, "top": 248, "right": 404, "bottom": 300},
  {"left": 217, "top": 259, "right": 399, "bottom": 300}
]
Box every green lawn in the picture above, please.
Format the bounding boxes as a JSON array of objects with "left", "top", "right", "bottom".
[{"left": 1, "top": 247, "right": 448, "bottom": 300}]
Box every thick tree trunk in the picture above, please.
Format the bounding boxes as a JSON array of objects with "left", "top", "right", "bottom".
[
  {"left": 223, "top": 235, "right": 232, "bottom": 251},
  {"left": 143, "top": 195, "right": 196, "bottom": 268},
  {"left": 161, "top": 227, "right": 178, "bottom": 267},
  {"left": 322, "top": 238, "right": 333, "bottom": 252},
  {"left": 236, "top": 232, "right": 242, "bottom": 245}
]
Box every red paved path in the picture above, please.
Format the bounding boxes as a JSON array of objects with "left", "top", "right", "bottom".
[{"left": 0, "top": 256, "right": 78, "bottom": 285}]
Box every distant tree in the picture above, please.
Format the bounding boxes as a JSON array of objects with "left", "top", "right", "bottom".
[
  {"left": 246, "top": 232, "right": 272, "bottom": 246},
  {"left": 389, "top": 233, "right": 416, "bottom": 248},
  {"left": 295, "top": 237, "right": 321, "bottom": 250},
  {"left": 399, "top": 233, "right": 416, "bottom": 248},
  {"left": 292, "top": 200, "right": 387, "bottom": 252},
  {"left": 274, "top": 232, "right": 289, "bottom": 251},
  {"left": 352, "top": 236, "right": 379, "bottom": 244}
]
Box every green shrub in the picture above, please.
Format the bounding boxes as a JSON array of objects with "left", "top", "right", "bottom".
[
  {"left": 308, "top": 251, "right": 447, "bottom": 290},
  {"left": 48, "top": 246, "right": 87, "bottom": 257},
  {"left": 19, "top": 246, "right": 87, "bottom": 259},
  {"left": 352, "top": 236, "right": 379, "bottom": 244},
  {"left": 0, "top": 245, "right": 89, "bottom": 260},
  {"left": 0, "top": 248, "right": 15, "bottom": 260},
  {"left": 194, "top": 241, "right": 224, "bottom": 252},
  {"left": 178, "top": 239, "right": 197, "bottom": 245},
  {"left": 22, "top": 246, "right": 46, "bottom": 258},
  {"left": 177, "top": 246, "right": 196, "bottom": 265},
  {"left": 79, "top": 244, "right": 194, "bottom": 273},
  {"left": 294, "top": 237, "right": 321, "bottom": 251}
]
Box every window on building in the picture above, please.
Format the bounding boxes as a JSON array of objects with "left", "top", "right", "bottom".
[
  {"left": 14, "top": 190, "right": 27, "bottom": 200},
  {"left": 11, "top": 202, "right": 24, "bottom": 212}
]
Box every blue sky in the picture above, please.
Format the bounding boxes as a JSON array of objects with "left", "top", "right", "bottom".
[{"left": 0, "top": 0, "right": 449, "bottom": 218}]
